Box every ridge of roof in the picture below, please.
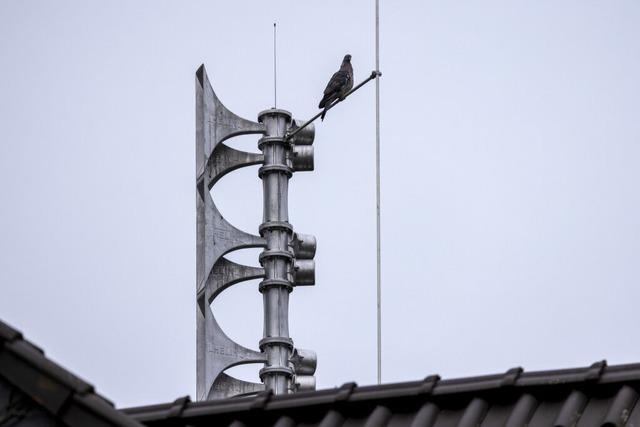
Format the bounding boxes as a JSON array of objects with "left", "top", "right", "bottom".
[
  {"left": 0, "top": 319, "right": 144, "bottom": 427},
  {"left": 123, "top": 361, "right": 640, "bottom": 425}
]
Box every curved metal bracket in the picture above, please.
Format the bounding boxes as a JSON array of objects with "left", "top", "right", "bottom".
[
  {"left": 199, "top": 257, "right": 264, "bottom": 304},
  {"left": 197, "top": 187, "right": 265, "bottom": 290},
  {"left": 196, "top": 65, "right": 270, "bottom": 401},
  {"left": 197, "top": 295, "right": 266, "bottom": 401},
  {"left": 208, "top": 373, "right": 265, "bottom": 400},
  {"left": 196, "top": 65, "right": 265, "bottom": 179},
  {"left": 205, "top": 143, "right": 263, "bottom": 189}
]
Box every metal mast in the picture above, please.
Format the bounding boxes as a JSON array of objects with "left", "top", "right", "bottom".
[
  {"left": 258, "top": 110, "right": 317, "bottom": 394},
  {"left": 258, "top": 109, "right": 298, "bottom": 393},
  {"left": 375, "top": 0, "right": 382, "bottom": 386}
]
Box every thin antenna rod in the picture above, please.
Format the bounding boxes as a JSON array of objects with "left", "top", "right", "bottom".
[
  {"left": 375, "top": 0, "right": 382, "bottom": 386},
  {"left": 273, "top": 23, "right": 277, "bottom": 108}
]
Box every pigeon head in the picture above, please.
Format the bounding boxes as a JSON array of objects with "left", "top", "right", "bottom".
[{"left": 343, "top": 54, "right": 352, "bottom": 62}]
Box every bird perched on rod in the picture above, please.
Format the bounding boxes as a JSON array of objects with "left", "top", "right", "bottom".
[{"left": 318, "top": 54, "right": 353, "bottom": 121}]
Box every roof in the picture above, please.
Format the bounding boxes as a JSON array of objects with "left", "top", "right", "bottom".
[
  {"left": 123, "top": 361, "right": 640, "bottom": 427},
  {"left": 0, "top": 319, "right": 143, "bottom": 427},
  {"left": 3, "top": 317, "right": 639, "bottom": 427}
]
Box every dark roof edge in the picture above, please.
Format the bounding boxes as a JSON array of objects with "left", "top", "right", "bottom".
[
  {"left": 122, "top": 361, "right": 640, "bottom": 422},
  {"left": 0, "top": 319, "right": 143, "bottom": 427}
]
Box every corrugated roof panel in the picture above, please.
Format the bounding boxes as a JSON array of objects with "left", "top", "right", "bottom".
[
  {"left": 603, "top": 386, "right": 639, "bottom": 427},
  {"left": 578, "top": 396, "right": 610, "bottom": 427},
  {"left": 554, "top": 390, "right": 589, "bottom": 427},
  {"left": 528, "top": 400, "right": 566, "bottom": 427},
  {"left": 624, "top": 399, "right": 640, "bottom": 427},
  {"left": 505, "top": 394, "right": 538, "bottom": 427},
  {"left": 480, "top": 401, "right": 515, "bottom": 427}
]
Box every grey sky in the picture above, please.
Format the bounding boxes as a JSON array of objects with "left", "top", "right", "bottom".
[{"left": 1, "top": 0, "right": 639, "bottom": 408}]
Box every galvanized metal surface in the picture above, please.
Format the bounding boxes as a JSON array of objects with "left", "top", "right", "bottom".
[
  {"left": 375, "top": 0, "right": 382, "bottom": 386},
  {"left": 257, "top": 109, "right": 294, "bottom": 394},
  {"left": 196, "top": 66, "right": 267, "bottom": 401},
  {"left": 195, "top": 65, "right": 317, "bottom": 400}
]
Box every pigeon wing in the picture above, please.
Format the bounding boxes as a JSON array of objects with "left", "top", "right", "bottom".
[
  {"left": 319, "top": 71, "right": 349, "bottom": 108},
  {"left": 324, "top": 71, "right": 349, "bottom": 95}
]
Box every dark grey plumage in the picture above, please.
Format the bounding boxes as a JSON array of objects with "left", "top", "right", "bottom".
[{"left": 318, "top": 54, "right": 353, "bottom": 121}]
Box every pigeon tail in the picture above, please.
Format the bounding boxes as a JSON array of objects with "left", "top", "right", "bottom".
[
  {"left": 318, "top": 94, "right": 332, "bottom": 109},
  {"left": 320, "top": 108, "right": 328, "bottom": 121}
]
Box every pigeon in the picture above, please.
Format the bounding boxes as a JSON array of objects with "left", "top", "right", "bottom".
[{"left": 318, "top": 54, "right": 353, "bottom": 121}]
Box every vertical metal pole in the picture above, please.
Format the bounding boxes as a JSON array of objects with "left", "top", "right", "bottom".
[
  {"left": 258, "top": 110, "right": 294, "bottom": 394},
  {"left": 375, "top": 0, "right": 382, "bottom": 385}
]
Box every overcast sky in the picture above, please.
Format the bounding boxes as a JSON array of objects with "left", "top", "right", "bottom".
[{"left": 1, "top": 0, "right": 639, "bottom": 409}]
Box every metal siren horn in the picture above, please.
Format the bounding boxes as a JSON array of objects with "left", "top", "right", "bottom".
[
  {"left": 289, "top": 118, "right": 315, "bottom": 146},
  {"left": 291, "top": 348, "right": 317, "bottom": 392},
  {"left": 291, "top": 233, "right": 317, "bottom": 259}
]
